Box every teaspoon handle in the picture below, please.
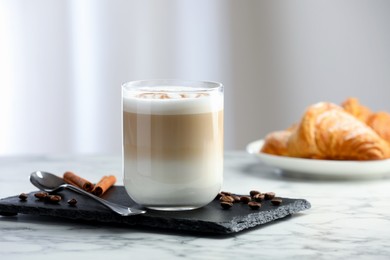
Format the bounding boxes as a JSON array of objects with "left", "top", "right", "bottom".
[{"left": 62, "top": 184, "right": 145, "bottom": 216}]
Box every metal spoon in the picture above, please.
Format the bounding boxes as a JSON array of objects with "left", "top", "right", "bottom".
[{"left": 30, "top": 171, "right": 145, "bottom": 216}]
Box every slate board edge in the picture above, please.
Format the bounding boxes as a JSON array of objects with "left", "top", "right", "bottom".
[{"left": 223, "top": 199, "right": 312, "bottom": 233}]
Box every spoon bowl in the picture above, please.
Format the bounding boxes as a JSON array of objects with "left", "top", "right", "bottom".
[{"left": 30, "top": 171, "right": 145, "bottom": 216}]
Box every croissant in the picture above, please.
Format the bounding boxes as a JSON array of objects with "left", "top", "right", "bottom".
[
  {"left": 286, "top": 102, "right": 390, "bottom": 160},
  {"left": 366, "top": 111, "right": 390, "bottom": 144},
  {"left": 341, "top": 97, "right": 390, "bottom": 144},
  {"left": 261, "top": 130, "right": 292, "bottom": 156},
  {"left": 341, "top": 97, "right": 372, "bottom": 122}
]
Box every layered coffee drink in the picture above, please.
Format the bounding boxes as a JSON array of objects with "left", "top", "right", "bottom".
[{"left": 122, "top": 80, "right": 223, "bottom": 210}]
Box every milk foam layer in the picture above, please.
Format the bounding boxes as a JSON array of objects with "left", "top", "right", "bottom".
[{"left": 122, "top": 86, "right": 223, "bottom": 115}]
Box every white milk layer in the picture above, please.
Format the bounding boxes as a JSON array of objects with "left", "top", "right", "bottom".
[
  {"left": 122, "top": 86, "right": 223, "bottom": 115},
  {"left": 123, "top": 157, "right": 223, "bottom": 207}
]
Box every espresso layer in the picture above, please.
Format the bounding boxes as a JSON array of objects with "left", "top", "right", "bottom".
[{"left": 123, "top": 111, "right": 223, "bottom": 161}]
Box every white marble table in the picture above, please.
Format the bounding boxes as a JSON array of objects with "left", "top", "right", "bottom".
[{"left": 0, "top": 151, "right": 389, "bottom": 259}]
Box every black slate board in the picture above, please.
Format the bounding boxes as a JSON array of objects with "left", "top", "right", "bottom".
[{"left": 0, "top": 186, "right": 310, "bottom": 234}]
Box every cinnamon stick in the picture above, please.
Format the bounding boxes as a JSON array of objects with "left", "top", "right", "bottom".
[
  {"left": 91, "top": 175, "right": 116, "bottom": 197},
  {"left": 63, "top": 171, "right": 94, "bottom": 192}
]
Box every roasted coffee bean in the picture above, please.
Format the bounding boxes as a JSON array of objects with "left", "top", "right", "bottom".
[
  {"left": 67, "top": 198, "right": 77, "bottom": 206},
  {"left": 265, "top": 192, "right": 275, "bottom": 200},
  {"left": 48, "top": 195, "right": 62, "bottom": 203},
  {"left": 220, "top": 195, "right": 235, "bottom": 203},
  {"left": 18, "top": 193, "right": 28, "bottom": 201},
  {"left": 253, "top": 193, "right": 265, "bottom": 202},
  {"left": 240, "top": 196, "right": 251, "bottom": 204},
  {"left": 220, "top": 201, "right": 233, "bottom": 209},
  {"left": 248, "top": 201, "right": 261, "bottom": 210},
  {"left": 271, "top": 198, "right": 282, "bottom": 206},
  {"left": 249, "top": 190, "right": 260, "bottom": 197},
  {"left": 34, "top": 192, "right": 49, "bottom": 200},
  {"left": 232, "top": 195, "right": 241, "bottom": 203}
]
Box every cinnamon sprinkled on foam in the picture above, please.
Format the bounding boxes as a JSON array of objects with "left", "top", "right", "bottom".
[
  {"left": 123, "top": 89, "right": 222, "bottom": 115},
  {"left": 136, "top": 92, "right": 210, "bottom": 99}
]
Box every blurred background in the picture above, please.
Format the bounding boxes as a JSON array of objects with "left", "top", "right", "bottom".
[{"left": 1, "top": 0, "right": 390, "bottom": 155}]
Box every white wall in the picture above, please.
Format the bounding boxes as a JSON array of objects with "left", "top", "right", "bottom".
[
  {"left": 1, "top": 0, "right": 389, "bottom": 155},
  {"left": 229, "top": 0, "right": 390, "bottom": 149}
]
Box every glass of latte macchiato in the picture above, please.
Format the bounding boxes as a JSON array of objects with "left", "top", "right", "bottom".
[{"left": 122, "top": 80, "right": 224, "bottom": 210}]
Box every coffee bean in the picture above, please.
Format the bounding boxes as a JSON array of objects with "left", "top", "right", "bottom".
[
  {"left": 216, "top": 189, "right": 283, "bottom": 210},
  {"left": 67, "top": 198, "right": 77, "bottom": 206},
  {"left": 265, "top": 192, "right": 275, "bottom": 200},
  {"left": 232, "top": 195, "right": 241, "bottom": 203},
  {"left": 240, "top": 196, "right": 251, "bottom": 204},
  {"left": 249, "top": 190, "right": 260, "bottom": 197},
  {"left": 253, "top": 193, "right": 265, "bottom": 202},
  {"left": 34, "top": 192, "right": 48, "bottom": 200},
  {"left": 18, "top": 193, "right": 28, "bottom": 201},
  {"left": 271, "top": 198, "right": 282, "bottom": 206},
  {"left": 220, "top": 201, "right": 233, "bottom": 209},
  {"left": 248, "top": 201, "right": 261, "bottom": 210},
  {"left": 48, "top": 195, "right": 61, "bottom": 203},
  {"left": 220, "top": 195, "right": 235, "bottom": 203}
]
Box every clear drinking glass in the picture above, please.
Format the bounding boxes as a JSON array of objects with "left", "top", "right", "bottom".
[{"left": 122, "top": 79, "right": 224, "bottom": 210}]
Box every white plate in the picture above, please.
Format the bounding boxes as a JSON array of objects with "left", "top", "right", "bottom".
[{"left": 246, "top": 139, "right": 390, "bottom": 179}]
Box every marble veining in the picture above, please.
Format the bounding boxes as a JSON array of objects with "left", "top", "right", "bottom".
[{"left": 1, "top": 152, "right": 390, "bottom": 259}]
